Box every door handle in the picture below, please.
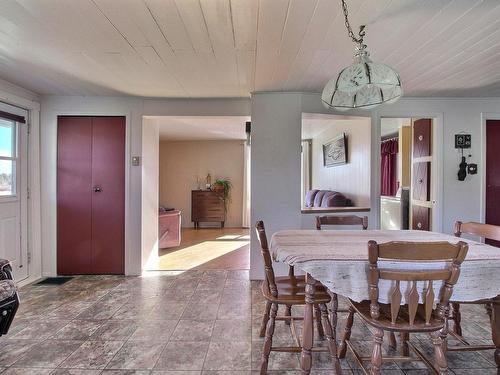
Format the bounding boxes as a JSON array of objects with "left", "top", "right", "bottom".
[{"left": 93, "top": 186, "right": 102, "bottom": 193}]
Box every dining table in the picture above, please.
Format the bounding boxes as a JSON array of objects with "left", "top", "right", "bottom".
[{"left": 270, "top": 229, "right": 500, "bottom": 375}]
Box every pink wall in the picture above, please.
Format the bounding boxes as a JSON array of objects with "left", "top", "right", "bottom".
[{"left": 159, "top": 140, "right": 244, "bottom": 228}]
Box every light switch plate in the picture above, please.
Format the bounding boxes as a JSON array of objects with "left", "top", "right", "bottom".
[{"left": 132, "top": 156, "right": 140, "bottom": 166}]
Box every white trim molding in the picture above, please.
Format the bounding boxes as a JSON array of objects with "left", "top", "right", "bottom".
[
  {"left": 374, "top": 110, "right": 444, "bottom": 233},
  {"left": 0, "top": 81, "right": 42, "bottom": 286}
]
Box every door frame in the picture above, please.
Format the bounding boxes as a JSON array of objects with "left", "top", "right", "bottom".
[
  {"left": 0, "top": 109, "right": 28, "bottom": 281},
  {"left": 375, "top": 112, "right": 444, "bottom": 232},
  {"left": 0, "top": 95, "right": 41, "bottom": 286},
  {"left": 480, "top": 113, "right": 500, "bottom": 225},
  {"left": 49, "top": 110, "right": 132, "bottom": 276}
]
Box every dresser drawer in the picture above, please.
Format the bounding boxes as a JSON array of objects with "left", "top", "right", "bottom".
[{"left": 193, "top": 196, "right": 221, "bottom": 205}]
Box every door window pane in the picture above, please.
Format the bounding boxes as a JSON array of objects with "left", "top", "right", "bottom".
[
  {"left": 0, "top": 120, "right": 14, "bottom": 158},
  {"left": 0, "top": 159, "right": 14, "bottom": 196}
]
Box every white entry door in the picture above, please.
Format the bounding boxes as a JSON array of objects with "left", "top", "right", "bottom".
[{"left": 0, "top": 104, "right": 28, "bottom": 281}]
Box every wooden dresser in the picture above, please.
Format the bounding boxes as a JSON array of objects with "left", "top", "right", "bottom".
[{"left": 191, "top": 190, "right": 225, "bottom": 229}]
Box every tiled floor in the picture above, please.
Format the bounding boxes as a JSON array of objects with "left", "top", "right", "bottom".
[{"left": 1, "top": 271, "right": 498, "bottom": 374}]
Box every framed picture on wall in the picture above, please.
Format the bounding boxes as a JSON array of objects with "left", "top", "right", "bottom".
[{"left": 323, "top": 133, "right": 347, "bottom": 167}]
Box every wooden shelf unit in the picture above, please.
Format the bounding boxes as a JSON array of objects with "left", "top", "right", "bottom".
[{"left": 191, "top": 190, "right": 225, "bottom": 229}]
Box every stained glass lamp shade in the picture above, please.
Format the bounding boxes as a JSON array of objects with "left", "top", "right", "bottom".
[{"left": 321, "top": 49, "right": 402, "bottom": 110}]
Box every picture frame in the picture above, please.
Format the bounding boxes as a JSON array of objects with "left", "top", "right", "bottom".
[{"left": 323, "top": 133, "right": 347, "bottom": 167}]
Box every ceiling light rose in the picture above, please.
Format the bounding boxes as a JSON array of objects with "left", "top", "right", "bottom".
[{"left": 322, "top": 0, "right": 402, "bottom": 110}]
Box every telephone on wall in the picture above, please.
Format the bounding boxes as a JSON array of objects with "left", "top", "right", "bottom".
[{"left": 455, "top": 133, "right": 477, "bottom": 181}]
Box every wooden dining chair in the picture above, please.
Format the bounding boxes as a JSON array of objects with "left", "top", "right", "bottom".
[
  {"left": 315, "top": 215, "right": 374, "bottom": 344},
  {"left": 255, "top": 221, "right": 341, "bottom": 374},
  {"left": 338, "top": 240, "right": 468, "bottom": 375},
  {"left": 447, "top": 221, "right": 500, "bottom": 353},
  {"left": 316, "top": 215, "right": 369, "bottom": 230}
]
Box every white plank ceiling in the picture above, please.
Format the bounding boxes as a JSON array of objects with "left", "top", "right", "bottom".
[
  {"left": 153, "top": 115, "right": 250, "bottom": 140},
  {"left": 1, "top": 0, "right": 499, "bottom": 97}
]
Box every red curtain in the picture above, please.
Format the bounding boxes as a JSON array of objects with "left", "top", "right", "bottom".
[{"left": 381, "top": 139, "right": 399, "bottom": 196}]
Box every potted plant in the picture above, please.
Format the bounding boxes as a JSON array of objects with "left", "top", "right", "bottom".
[{"left": 212, "top": 178, "right": 232, "bottom": 212}]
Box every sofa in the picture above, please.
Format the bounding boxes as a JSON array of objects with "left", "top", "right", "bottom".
[
  {"left": 304, "top": 189, "right": 352, "bottom": 208},
  {"left": 159, "top": 209, "right": 182, "bottom": 249}
]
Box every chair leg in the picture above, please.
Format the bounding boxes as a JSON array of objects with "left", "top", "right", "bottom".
[
  {"left": 260, "top": 303, "right": 278, "bottom": 375},
  {"left": 439, "top": 307, "right": 450, "bottom": 353},
  {"left": 388, "top": 332, "right": 397, "bottom": 350},
  {"left": 338, "top": 305, "right": 355, "bottom": 359},
  {"left": 329, "top": 292, "right": 338, "bottom": 334},
  {"left": 489, "top": 298, "right": 500, "bottom": 369},
  {"left": 315, "top": 304, "right": 325, "bottom": 339},
  {"left": 400, "top": 332, "right": 410, "bottom": 356},
  {"left": 451, "top": 302, "right": 462, "bottom": 337},
  {"left": 431, "top": 331, "right": 449, "bottom": 375},
  {"left": 370, "top": 328, "right": 384, "bottom": 375},
  {"left": 285, "top": 305, "right": 292, "bottom": 326},
  {"left": 486, "top": 302, "right": 493, "bottom": 322},
  {"left": 319, "top": 303, "right": 342, "bottom": 374},
  {"left": 259, "top": 301, "right": 271, "bottom": 337}
]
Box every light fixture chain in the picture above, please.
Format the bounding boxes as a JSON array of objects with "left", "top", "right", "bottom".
[{"left": 341, "top": 0, "right": 366, "bottom": 48}]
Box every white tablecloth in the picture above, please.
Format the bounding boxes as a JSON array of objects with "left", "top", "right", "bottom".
[{"left": 270, "top": 230, "right": 500, "bottom": 303}]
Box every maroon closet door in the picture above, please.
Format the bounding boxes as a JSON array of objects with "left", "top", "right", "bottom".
[
  {"left": 486, "top": 120, "right": 500, "bottom": 247},
  {"left": 57, "top": 116, "right": 125, "bottom": 274},
  {"left": 57, "top": 117, "right": 93, "bottom": 274},
  {"left": 91, "top": 117, "right": 125, "bottom": 274}
]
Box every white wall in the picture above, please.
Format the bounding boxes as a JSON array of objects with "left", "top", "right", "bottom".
[
  {"left": 40, "top": 96, "right": 250, "bottom": 276},
  {"left": 309, "top": 119, "right": 371, "bottom": 207},
  {"left": 250, "top": 93, "right": 375, "bottom": 279},
  {"left": 250, "top": 92, "right": 500, "bottom": 279},
  {"left": 251, "top": 93, "right": 303, "bottom": 279},
  {"left": 0, "top": 78, "right": 40, "bottom": 103},
  {"left": 159, "top": 140, "right": 244, "bottom": 228},
  {"left": 141, "top": 118, "right": 159, "bottom": 269},
  {"left": 0, "top": 79, "right": 41, "bottom": 286},
  {"left": 36, "top": 91, "right": 500, "bottom": 280}
]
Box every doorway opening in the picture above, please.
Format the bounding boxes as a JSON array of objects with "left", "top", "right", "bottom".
[
  {"left": 380, "top": 117, "right": 437, "bottom": 231},
  {"left": 141, "top": 116, "right": 251, "bottom": 272},
  {"left": 300, "top": 113, "right": 371, "bottom": 212}
]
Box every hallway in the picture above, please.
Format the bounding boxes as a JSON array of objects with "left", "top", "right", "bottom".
[{"left": 154, "top": 228, "right": 250, "bottom": 271}]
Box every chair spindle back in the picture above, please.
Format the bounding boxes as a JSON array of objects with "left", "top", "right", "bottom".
[
  {"left": 255, "top": 221, "right": 278, "bottom": 297},
  {"left": 368, "top": 240, "right": 468, "bottom": 326}
]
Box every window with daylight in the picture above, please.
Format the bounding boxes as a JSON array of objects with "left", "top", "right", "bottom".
[{"left": 0, "top": 119, "right": 17, "bottom": 197}]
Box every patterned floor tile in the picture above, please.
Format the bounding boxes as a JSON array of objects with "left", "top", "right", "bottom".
[
  {"left": 154, "top": 342, "right": 208, "bottom": 371},
  {"left": 106, "top": 341, "right": 165, "bottom": 370},
  {"left": 1, "top": 272, "right": 496, "bottom": 375},
  {"left": 13, "top": 340, "right": 83, "bottom": 368},
  {"left": 59, "top": 341, "right": 124, "bottom": 369}
]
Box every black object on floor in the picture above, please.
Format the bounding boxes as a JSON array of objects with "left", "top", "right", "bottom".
[{"left": 35, "top": 277, "right": 73, "bottom": 285}]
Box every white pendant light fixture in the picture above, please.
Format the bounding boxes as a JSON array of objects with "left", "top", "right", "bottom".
[{"left": 321, "top": 0, "right": 402, "bottom": 110}]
